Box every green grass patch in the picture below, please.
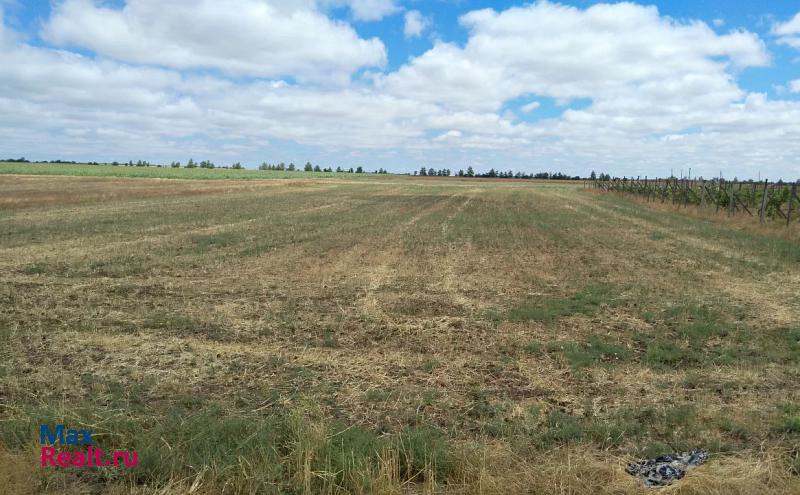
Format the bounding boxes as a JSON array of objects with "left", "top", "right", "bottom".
[
  {"left": 0, "top": 403, "right": 453, "bottom": 493},
  {"left": 142, "top": 312, "right": 225, "bottom": 340},
  {"left": 506, "top": 284, "right": 613, "bottom": 323},
  {"left": 19, "top": 263, "right": 48, "bottom": 275},
  {"left": 538, "top": 335, "right": 630, "bottom": 369},
  {"left": 0, "top": 161, "right": 356, "bottom": 180}
]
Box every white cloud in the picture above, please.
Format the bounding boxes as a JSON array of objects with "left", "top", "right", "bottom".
[
  {"left": 380, "top": 2, "right": 768, "bottom": 113},
  {"left": 403, "top": 10, "right": 430, "bottom": 39},
  {"left": 713, "top": 18, "right": 725, "bottom": 28},
  {"left": 773, "top": 12, "right": 800, "bottom": 49},
  {"left": 790, "top": 80, "right": 800, "bottom": 93},
  {"left": 41, "top": 0, "right": 387, "bottom": 82},
  {"left": 520, "top": 101, "right": 540, "bottom": 113},
  {"left": 338, "top": 0, "right": 399, "bottom": 21},
  {"left": 1, "top": 2, "right": 799, "bottom": 179}
]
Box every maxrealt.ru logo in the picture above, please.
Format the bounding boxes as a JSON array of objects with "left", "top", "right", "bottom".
[{"left": 40, "top": 424, "right": 138, "bottom": 467}]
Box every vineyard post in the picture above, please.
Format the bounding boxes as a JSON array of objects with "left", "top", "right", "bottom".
[
  {"left": 700, "top": 179, "right": 706, "bottom": 208},
  {"left": 759, "top": 179, "right": 769, "bottom": 224},
  {"left": 682, "top": 177, "right": 689, "bottom": 207},
  {"left": 728, "top": 181, "right": 735, "bottom": 216},
  {"left": 716, "top": 179, "right": 722, "bottom": 214},
  {"left": 787, "top": 182, "right": 798, "bottom": 226}
]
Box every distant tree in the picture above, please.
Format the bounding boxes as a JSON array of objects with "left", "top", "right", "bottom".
[
  {"left": 590, "top": 170, "right": 597, "bottom": 180},
  {"left": 355, "top": 166, "right": 364, "bottom": 173},
  {"left": 186, "top": 158, "right": 196, "bottom": 168},
  {"left": 304, "top": 162, "right": 313, "bottom": 172},
  {"left": 466, "top": 166, "right": 474, "bottom": 177},
  {"left": 457, "top": 169, "right": 464, "bottom": 177},
  {"left": 287, "top": 163, "right": 295, "bottom": 171},
  {"left": 171, "top": 161, "right": 180, "bottom": 168},
  {"left": 419, "top": 166, "right": 427, "bottom": 176},
  {"left": 336, "top": 166, "right": 342, "bottom": 173},
  {"left": 231, "top": 162, "right": 243, "bottom": 169},
  {"left": 487, "top": 168, "right": 497, "bottom": 178},
  {"left": 313, "top": 165, "right": 321, "bottom": 172},
  {"left": 413, "top": 171, "right": 418, "bottom": 176},
  {"left": 428, "top": 167, "right": 435, "bottom": 177}
]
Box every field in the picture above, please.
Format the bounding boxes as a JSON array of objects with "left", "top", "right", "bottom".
[
  {"left": 1, "top": 170, "right": 799, "bottom": 494},
  {"left": 0, "top": 162, "right": 351, "bottom": 180}
]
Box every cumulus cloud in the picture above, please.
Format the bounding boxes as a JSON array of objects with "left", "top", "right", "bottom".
[
  {"left": 1, "top": 1, "right": 799, "bottom": 179},
  {"left": 337, "top": 0, "right": 399, "bottom": 21},
  {"left": 42, "top": 0, "right": 387, "bottom": 81},
  {"left": 773, "top": 12, "right": 800, "bottom": 49},
  {"left": 403, "top": 10, "right": 430, "bottom": 38},
  {"left": 520, "top": 101, "right": 540, "bottom": 113},
  {"left": 381, "top": 2, "right": 768, "bottom": 113}
]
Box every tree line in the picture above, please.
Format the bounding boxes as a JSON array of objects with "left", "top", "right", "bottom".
[
  {"left": 416, "top": 165, "right": 585, "bottom": 179},
  {"left": 4, "top": 156, "right": 601, "bottom": 179}
]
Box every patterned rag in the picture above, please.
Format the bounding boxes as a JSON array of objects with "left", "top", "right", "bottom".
[{"left": 626, "top": 450, "right": 709, "bottom": 487}]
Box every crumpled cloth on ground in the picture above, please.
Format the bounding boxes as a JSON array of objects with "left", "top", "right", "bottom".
[{"left": 626, "top": 449, "right": 709, "bottom": 487}]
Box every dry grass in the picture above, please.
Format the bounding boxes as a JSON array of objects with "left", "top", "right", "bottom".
[{"left": 1, "top": 175, "right": 798, "bottom": 493}]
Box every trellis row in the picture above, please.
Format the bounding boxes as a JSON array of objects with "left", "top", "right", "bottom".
[{"left": 588, "top": 177, "right": 800, "bottom": 226}]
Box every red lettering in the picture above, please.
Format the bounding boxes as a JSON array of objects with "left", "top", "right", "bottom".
[
  {"left": 123, "top": 452, "right": 138, "bottom": 467},
  {"left": 71, "top": 451, "right": 86, "bottom": 466},
  {"left": 40, "top": 446, "right": 56, "bottom": 466},
  {"left": 56, "top": 452, "right": 71, "bottom": 467}
]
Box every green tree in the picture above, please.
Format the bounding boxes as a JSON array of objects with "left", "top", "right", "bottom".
[
  {"left": 419, "top": 166, "right": 427, "bottom": 176},
  {"left": 466, "top": 166, "right": 474, "bottom": 177}
]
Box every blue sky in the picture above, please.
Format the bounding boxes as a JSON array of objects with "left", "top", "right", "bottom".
[{"left": 1, "top": 1, "right": 799, "bottom": 179}]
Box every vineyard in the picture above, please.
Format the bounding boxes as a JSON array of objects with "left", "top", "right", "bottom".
[{"left": 593, "top": 177, "right": 800, "bottom": 225}]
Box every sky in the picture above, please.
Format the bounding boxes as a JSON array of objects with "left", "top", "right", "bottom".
[{"left": 1, "top": 1, "right": 799, "bottom": 179}]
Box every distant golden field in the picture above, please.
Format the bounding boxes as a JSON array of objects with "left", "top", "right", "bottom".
[{"left": 1, "top": 173, "right": 799, "bottom": 494}]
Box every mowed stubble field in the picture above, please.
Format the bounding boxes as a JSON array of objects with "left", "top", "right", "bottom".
[{"left": 1, "top": 172, "right": 799, "bottom": 494}]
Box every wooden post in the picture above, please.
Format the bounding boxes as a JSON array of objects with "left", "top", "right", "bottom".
[
  {"left": 787, "top": 182, "right": 798, "bottom": 227},
  {"left": 682, "top": 178, "right": 689, "bottom": 207},
  {"left": 700, "top": 179, "right": 706, "bottom": 208},
  {"left": 728, "top": 181, "right": 735, "bottom": 216},
  {"left": 716, "top": 179, "right": 722, "bottom": 214},
  {"left": 759, "top": 179, "right": 769, "bottom": 224}
]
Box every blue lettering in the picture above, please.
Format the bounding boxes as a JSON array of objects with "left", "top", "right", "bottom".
[{"left": 40, "top": 424, "right": 63, "bottom": 445}]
